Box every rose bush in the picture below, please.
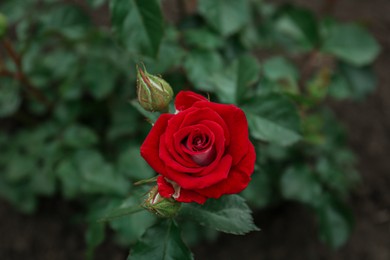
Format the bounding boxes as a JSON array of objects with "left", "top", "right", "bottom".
[{"left": 140, "top": 91, "right": 256, "bottom": 204}]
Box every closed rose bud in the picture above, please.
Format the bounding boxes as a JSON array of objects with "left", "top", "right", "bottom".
[
  {"left": 136, "top": 66, "right": 173, "bottom": 112},
  {"left": 142, "top": 186, "right": 181, "bottom": 218},
  {"left": 0, "top": 13, "right": 7, "bottom": 39}
]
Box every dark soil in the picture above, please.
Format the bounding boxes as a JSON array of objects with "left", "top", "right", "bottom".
[{"left": 1, "top": 0, "right": 390, "bottom": 259}]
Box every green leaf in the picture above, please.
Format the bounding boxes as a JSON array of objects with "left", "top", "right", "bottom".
[
  {"left": 100, "top": 204, "right": 144, "bottom": 222},
  {"left": 38, "top": 5, "right": 91, "bottom": 39},
  {"left": 263, "top": 56, "right": 298, "bottom": 81},
  {"left": 108, "top": 102, "right": 139, "bottom": 141},
  {"left": 328, "top": 63, "right": 376, "bottom": 100},
  {"left": 184, "top": 50, "right": 223, "bottom": 92},
  {"left": 322, "top": 23, "right": 380, "bottom": 66},
  {"left": 183, "top": 28, "right": 223, "bottom": 50},
  {"left": 82, "top": 58, "right": 118, "bottom": 99},
  {"left": 209, "top": 55, "right": 260, "bottom": 104},
  {"left": 110, "top": 210, "right": 156, "bottom": 245},
  {"left": 65, "top": 150, "right": 130, "bottom": 196},
  {"left": 85, "top": 195, "right": 156, "bottom": 246},
  {"left": 316, "top": 197, "right": 353, "bottom": 248},
  {"left": 78, "top": 151, "right": 129, "bottom": 195},
  {"left": 86, "top": 0, "right": 106, "bottom": 8},
  {"left": 198, "top": 0, "right": 250, "bottom": 36},
  {"left": 280, "top": 165, "right": 323, "bottom": 207},
  {"left": 128, "top": 220, "right": 193, "bottom": 260},
  {"left": 56, "top": 159, "right": 82, "bottom": 199},
  {"left": 262, "top": 56, "right": 299, "bottom": 93},
  {"left": 239, "top": 23, "right": 261, "bottom": 49},
  {"left": 243, "top": 93, "right": 301, "bottom": 146},
  {"left": 117, "top": 146, "right": 155, "bottom": 180},
  {"left": 110, "top": 0, "right": 164, "bottom": 57},
  {"left": 179, "top": 195, "right": 259, "bottom": 235},
  {"left": 273, "top": 6, "right": 319, "bottom": 51},
  {"left": 62, "top": 124, "right": 98, "bottom": 148},
  {"left": 86, "top": 222, "right": 105, "bottom": 260},
  {"left": 0, "top": 78, "right": 21, "bottom": 118},
  {"left": 241, "top": 169, "right": 273, "bottom": 208},
  {"left": 100, "top": 195, "right": 145, "bottom": 222},
  {"left": 0, "top": 180, "right": 38, "bottom": 213},
  {"left": 143, "top": 27, "right": 185, "bottom": 73}
]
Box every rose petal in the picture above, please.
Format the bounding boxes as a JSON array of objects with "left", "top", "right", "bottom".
[
  {"left": 178, "top": 107, "right": 230, "bottom": 146},
  {"left": 164, "top": 107, "right": 228, "bottom": 171},
  {"left": 174, "top": 120, "right": 226, "bottom": 176},
  {"left": 163, "top": 155, "right": 232, "bottom": 189},
  {"left": 173, "top": 124, "right": 214, "bottom": 167},
  {"left": 189, "top": 145, "right": 215, "bottom": 166},
  {"left": 140, "top": 114, "right": 174, "bottom": 175},
  {"left": 160, "top": 133, "right": 202, "bottom": 173},
  {"left": 157, "top": 175, "right": 174, "bottom": 198},
  {"left": 175, "top": 91, "right": 208, "bottom": 111},
  {"left": 175, "top": 188, "right": 207, "bottom": 204},
  {"left": 157, "top": 176, "right": 207, "bottom": 204},
  {"left": 181, "top": 125, "right": 216, "bottom": 166},
  {"left": 196, "top": 142, "right": 256, "bottom": 198},
  {"left": 194, "top": 101, "right": 249, "bottom": 165},
  {"left": 189, "top": 120, "right": 226, "bottom": 175}
]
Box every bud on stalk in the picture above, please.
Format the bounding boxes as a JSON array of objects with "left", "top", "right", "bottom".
[
  {"left": 136, "top": 65, "right": 173, "bottom": 112},
  {"left": 143, "top": 186, "right": 181, "bottom": 218}
]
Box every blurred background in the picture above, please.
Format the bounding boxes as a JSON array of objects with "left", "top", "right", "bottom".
[{"left": 0, "top": 0, "right": 389, "bottom": 259}]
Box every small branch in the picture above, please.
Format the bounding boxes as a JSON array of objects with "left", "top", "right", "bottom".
[{"left": 1, "top": 38, "right": 53, "bottom": 109}]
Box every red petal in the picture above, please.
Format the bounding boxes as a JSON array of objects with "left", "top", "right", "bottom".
[
  {"left": 196, "top": 142, "right": 256, "bottom": 198},
  {"left": 157, "top": 176, "right": 174, "bottom": 198},
  {"left": 176, "top": 188, "right": 207, "bottom": 204},
  {"left": 157, "top": 176, "right": 207, "bottom": 204},
  {"left": 194, "top": 101, "right": 249, "bottom": 165},
  {"left": 175, "top": 91, "right": 208, "bottom": 111},
  {"left": 164, "top": 107, "right": 229, "bottom": 170},
  {"left": 140, "top": 114, "right": 173, "bottom": 175},
  {"left": 163, "top": 155, "right": 232, "bottom": 189},
  {"left": 160, "top": 133, "right": 202, "bottom": 173},
  {"left": 174, "top": 124, "right": 214, "bottom": 166}
]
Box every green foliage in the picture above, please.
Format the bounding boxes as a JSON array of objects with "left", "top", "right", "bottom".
[
  {"left": 273, "top": 5, "right": 320, "bottom": 51},
  {"left": 316, "top": 196, "right": 354, "bottom": 248},
  {"left": 209, "top": 55, "right": 260, "bottom": 104},
  {"left": 280, "top": 165, "right": 323, "bottom": 206},
  {"left": 198, "top": 0, "right": 250, "bottom": 36},
  {"left": 328, "top": 63, "right": 376, "bottom": 100},
  {"left": 322, "top": 22, "right": 381, "bottom": 66},
  {"left": 86, "top": 222, "right": 105, "bottom": 259},
  {"left": 0, "top": 78, "right": 21, "bottom": 117},
  {"left": 110, "top": 0, "right": 164, "bottom": 57},
  {"left": 0, "top": 13, "right": 7, "bottom": 38},
  {"left": 128, "top": 220, "right": 193, "bottom": 260},
  {"left": 0, "top": 0, "right": 380, "bottom": 256},
  {"left": 179, "top": 195, "right": 259, "bottom": 235},
  {"left": 243, "top": 93, "right": 301, "bottom": 146}
]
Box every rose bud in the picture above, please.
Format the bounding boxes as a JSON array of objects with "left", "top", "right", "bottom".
[
  {"left": 136, "top": 65, "right": 173, "bottom": 112},
  {"left": 0, "top": 13, "right": 7, "bottom": 39},
  {"left": 142, "top": 185, "right": 181, "bottom": 218}
]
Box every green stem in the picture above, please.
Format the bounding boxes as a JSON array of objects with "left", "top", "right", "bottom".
[{"left": 98, "top": 205, "right": 145, "bottom": 222}]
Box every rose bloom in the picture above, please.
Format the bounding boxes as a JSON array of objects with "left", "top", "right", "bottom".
[{"left": 141, "top": 91, "right": 256, "bottom": 204}]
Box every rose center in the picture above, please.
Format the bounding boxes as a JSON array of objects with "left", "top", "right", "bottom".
[
  {"left": 191, "top": 134, "right": 209, "bottom": 151},
  {"left": 183, "top": 129, "right": 215, "bottom": 166}
]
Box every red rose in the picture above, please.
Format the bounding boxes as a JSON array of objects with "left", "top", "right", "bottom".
[{"left": 140, "top": 91, "right": 256, "bottom": 204}]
